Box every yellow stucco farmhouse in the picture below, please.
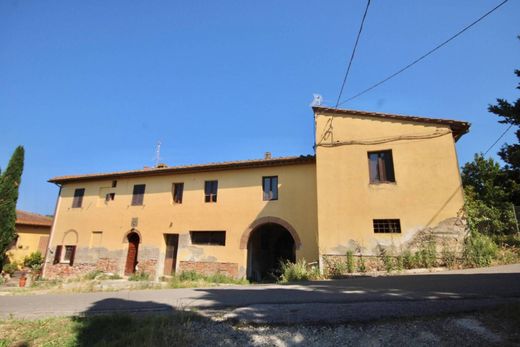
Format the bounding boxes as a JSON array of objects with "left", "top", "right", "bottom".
[{"left": 42, "top": 107, "right": 470, "bottom": 281}]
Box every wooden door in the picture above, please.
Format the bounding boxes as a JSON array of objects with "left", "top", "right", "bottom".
[
  {"left": 38, "top": 236, "right": 49, "bottom": 257},
  {"left": 125, "top": 232, "right": 140, "bottom": 275},
  {"left": 163, "top": 234, "right": 179, "bottom": 276}
]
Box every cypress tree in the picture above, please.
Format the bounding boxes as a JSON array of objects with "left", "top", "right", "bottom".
[{"left": 0, "top": 146, "right": 24, "bottom": 267}]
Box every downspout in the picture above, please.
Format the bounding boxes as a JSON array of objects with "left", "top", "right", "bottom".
[{"left": 42, "top": 183, "right": 62, "bottom": 278}]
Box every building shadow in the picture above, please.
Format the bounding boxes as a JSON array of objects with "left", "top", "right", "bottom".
[{"left": 72, "top": 298, "right": 252, "bottom": 347}]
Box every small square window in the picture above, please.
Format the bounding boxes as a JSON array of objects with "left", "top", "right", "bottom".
[
  {"left": 368, "top": 150, "right": 395, "bottom": 183},
  {"left": 105, "top": 192, "right": 115, "bottom": 202},
  {"left": 373, "top": 219, "right": 401, "bottom": 233}
]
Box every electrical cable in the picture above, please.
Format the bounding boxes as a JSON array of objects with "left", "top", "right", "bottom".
[
  {"left": 337, "top": 0, "right": 510, "bottom": 105},
  {"left": 483, "top": 123, "right": 514, "bottom": 155},
  {"left": 334, "top": 0, "right": 372, "bottom": 108}
]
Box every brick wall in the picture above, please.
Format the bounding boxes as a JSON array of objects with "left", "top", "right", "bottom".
[{"left": 179, "top": 261, "right": 239, "bottom": 278}]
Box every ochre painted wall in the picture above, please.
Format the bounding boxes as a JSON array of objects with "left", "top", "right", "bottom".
[
  {"left": 7, "top": 225, "right": 50, "bottom": 264},
  {"left": 44, "top": 163, "right": 318, "bottom": 279},
  {"left": 314, "top": 110, "right": 465, "bottom": 257}
]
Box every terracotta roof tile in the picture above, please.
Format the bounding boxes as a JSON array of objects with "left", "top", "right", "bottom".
[
  {"left": 16, "top": 210, "right": 53, "bottom": 227},
  {"left": 49, "top": 155, "right": 316, "bottom": 184},
  {"left": 313, "top": 106, "right": 470, "bottom": 141}
]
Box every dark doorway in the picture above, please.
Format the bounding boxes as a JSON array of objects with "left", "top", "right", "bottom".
[
  {"left": 247, "top": 223, "right": 296, "bottom": 282},
  {"left": 124, "top": 232, "right": 140, "bottom": 275},
  {"left": 163, "top": 234, "right": 179, "bottom": 276}
]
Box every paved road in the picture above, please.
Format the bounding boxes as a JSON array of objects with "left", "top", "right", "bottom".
[{"left": 1, "top": 264, "right": 519, "bottom": 323}]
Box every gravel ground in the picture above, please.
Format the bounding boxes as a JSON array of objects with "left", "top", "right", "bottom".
[{"left": 188, "top": 305, "right": 520, "bottom": 347}]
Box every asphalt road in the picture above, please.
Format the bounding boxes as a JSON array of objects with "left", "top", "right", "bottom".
[{"left": 1, "top": 264, "right": 519, "bottom": 323}]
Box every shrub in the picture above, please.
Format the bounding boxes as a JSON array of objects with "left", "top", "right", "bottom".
[
  {"left": 23, "top": 251, "right": 43, "bottom": 269},
  {"left": 402, "top": 250, "right": 414, "bottom": 269},
  {"left": 463, "top": 232, "right": 498, "bottom": 267},
  {"left": 84, "top": 270, "right": 104, "bottom": 280},
  {"left": 441, "top": 244, "right": 457, "bottom": 269},
  {"left": 346, "top": 251, "right": 355, "bottom": 273},
  {"left": 178, "top": 270, "right": 203, "bottom": 282},
  {"left": 324, "top": 258, "right": 346, "bottom": 278},
  {"left": 128, "top": 271, "right": 150, "bottom": 281},
  {"left": 279, "top": 259, "right": 320, "bottom": 283},
  {"left": 357, "top": 256, "right": 366, "bottom": 273},
  {"left": 2, "top": 261, "right": 18, "bottom": 275},
  {"left": 378, "top": 247, "right": 393, "bottom": 273},
  {"left": 395, "top": 255, "right": 404, "bottom": 272}
]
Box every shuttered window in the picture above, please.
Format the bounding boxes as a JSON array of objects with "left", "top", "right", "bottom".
[
  {"left": 368, "top": 150, "right": 395, "bottom": 183},
  {"left": 72, "top": 188, "right": 85, "bottom": 208},
  {"left": 204, "top": 181, "right": 218, "bottom": 203},
  {"left": 131, "top": 184, "right": 146, "bottom": 206},
  {"left": 262, "top": 176, "right": 278, "bottom": 201},
  {"left": 172, "top": 183, "right": 184, "bottom": 204}
]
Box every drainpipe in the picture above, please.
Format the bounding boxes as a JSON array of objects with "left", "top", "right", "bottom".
[{"left": 42, "top": 183, "right": 62, "bottom": 278}]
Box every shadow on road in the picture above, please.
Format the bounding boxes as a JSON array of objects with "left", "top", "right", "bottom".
[{"left": 72, "top": 298, "right": 248, "bottom": 346}]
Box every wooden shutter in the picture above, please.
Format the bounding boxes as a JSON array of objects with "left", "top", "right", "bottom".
[
  {"left": 69, "top": 246, "right": 76, "bottom": 266},
  {"left": 53, "top": 245, "right": 62, "bottom": 264}
]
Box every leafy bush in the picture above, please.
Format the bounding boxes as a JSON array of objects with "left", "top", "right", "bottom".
[
  {"left": 402, "top": 250, "right": 414, "bottom": 269},
  {"left": 441, "top": 244, "right": 457, "bottom": 269},
  {"left": 378, "top": 247, "right": 393, "bottom": 273},
  {"left": 395, "top": 255, "right": 404, "bottom": 272},
  {"left": 463, "top": 232, "right": 498, "bottom": 267},
  {"left": 23, "top": 251, "right": 43, "bottom": 268},
  {"left": 128, "top": 271, "right": 150, "bottom": 281},
  {"left": 415, "top": 242, "right": 437, "bottom": 268},
  {"left": 357, "top": 256, "right": 366, "bottom": 273},
  {"left": 345, "top": 251, "right": 355, "bottom": 273},
  {"left": 2, "top": 261, "right": 18, "bottom": 275},
  {"left": 178, "top": 270, "right": 203, "bottom": 282},
  {"left": 279, "top": 259, "right": 320, "bottom": 283},
  {"left": 324, "top": 258, "right": 346, "bottom": 278}
]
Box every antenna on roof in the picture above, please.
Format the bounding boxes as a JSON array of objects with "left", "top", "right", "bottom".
[
  {"left": 310, "top": 94, "right": 323, "bottom": 107},
  {"left": 155, "top": 141, "right": 162, "bottom": 167}
]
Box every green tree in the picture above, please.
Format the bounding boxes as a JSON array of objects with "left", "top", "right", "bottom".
[
  {"left": 488, "top": 58, "right": 520, "bottom": 204},
  {"left": 462, "top": 154, "right": 516, "bottom": 235},
  {"left": 0, "top": 146, "right": 25, "bottom": 267}
]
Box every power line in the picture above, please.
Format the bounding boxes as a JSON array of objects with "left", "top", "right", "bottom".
[
  {"left": 338, "top": 0, "right": 509, "bottom": 106},
  {"left": 483, "top": 123, "right": 514, "bottom": 156},
  {"left": 334, "top": 0, "right": 371, "bottom": 108}
]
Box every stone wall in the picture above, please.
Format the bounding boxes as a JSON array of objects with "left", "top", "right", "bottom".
[{"left": 179, "top": 261, "right": 239, "bottom": 278}]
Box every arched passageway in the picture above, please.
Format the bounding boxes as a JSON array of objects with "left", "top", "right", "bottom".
[
  {"left": 124, "top": 232, "right": 140, "bottom": 275},
  {"left": 247, "top": 223, "right": 296, "bottom": 282}
]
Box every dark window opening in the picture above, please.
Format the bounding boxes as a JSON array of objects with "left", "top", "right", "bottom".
[
  {"left": 173, "top": 183, "right": 184, "bottom": 204},
  {"left": 204, "top": 180, "right": 218, "bottom": 203},
  {"left": 190, "top": 231, "right": 226, "bottom": 246},
  {"left": 262, "top": 176, "right": 278, "bottom": 201},
  {"left": 112, "top": 180, "right": 117, "bottom": 188},
  {"left": 373, "top": 219, "right": 401, "bottom": 233},
  {"left": 131, "top": 184, "right": 146, "bottom": 206},
  {"left": 105, "top": 192, "right": 115, "bottom": 202},
  {"left": 54, "top": 245, "right": 76, "bottom": 265},
  {"left": 72, "top": 188, "right": 85, "bottom": 208},
  {"left": 368, "top": 150, "right": 395, "bottom": 183}
]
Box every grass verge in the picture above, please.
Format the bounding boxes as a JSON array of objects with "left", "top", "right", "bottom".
[{"left": 0, "top": 313, "right": 196, "bottom": 347}]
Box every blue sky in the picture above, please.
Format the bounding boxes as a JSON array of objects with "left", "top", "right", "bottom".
[{"left": 1, "top": 0, "right": 519, "bottom": 215}]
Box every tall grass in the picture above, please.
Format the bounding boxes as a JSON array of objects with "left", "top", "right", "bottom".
[{"left": 279, "top": 259, "right": 320, "bottom": 283}]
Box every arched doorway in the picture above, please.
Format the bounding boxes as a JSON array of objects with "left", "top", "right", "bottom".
[
  {"left": 247, "top": 223, "right": 296, "bottom": 282},
  {"left": 124, "top": 232, "right": 140, "bottom": 275}
]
